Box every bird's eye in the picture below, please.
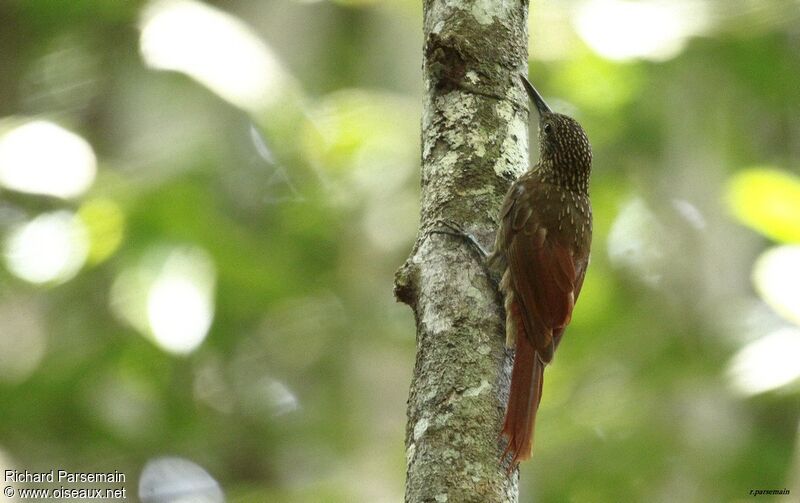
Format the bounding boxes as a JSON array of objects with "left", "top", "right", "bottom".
[{"left": 543, "top": 123, "right": 552, "bottom": 134}]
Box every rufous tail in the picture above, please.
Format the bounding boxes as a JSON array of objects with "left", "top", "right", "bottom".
[{"left": 501, "top": 333, "right": 544, "bottom": 469}]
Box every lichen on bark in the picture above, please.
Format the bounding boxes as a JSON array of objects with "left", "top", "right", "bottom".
[{"left": 394, "top": 0, "right": 531, "bottom": 501}]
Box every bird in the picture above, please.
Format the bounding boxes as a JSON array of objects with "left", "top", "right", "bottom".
[{"left": 489, "top": 75, "right": 593, "bottom": 468}]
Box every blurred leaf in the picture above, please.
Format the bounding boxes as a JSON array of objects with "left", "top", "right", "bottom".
[
  {"left": 302, "top": 90, "right": 417, "bottom": 176},
  {"left": 1, "top": 0, "right": 799, "bottom": 501},
  {"left": 552, "top": 51, "right": 644, "bottom": 114},
  {"left": 78, "top": 198, "right": 125, "bottom": 264},
  {"left": 752, "top": 245, "right": 800, "bottom": 326},
  {"left": 726, "top": 167, "right": 800, "bottom": 243}
]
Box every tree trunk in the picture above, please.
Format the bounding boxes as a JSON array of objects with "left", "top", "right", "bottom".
[{"left": 394, "top": 0, "right": 530, "bottom": 501}]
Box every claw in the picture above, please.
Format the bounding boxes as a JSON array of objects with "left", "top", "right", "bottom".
[
  {"left": 424, "top": 219, "right": 503, "bottom": 293},
  {"left": 427, "top": 219, "right": 490, "bottom": 259}
]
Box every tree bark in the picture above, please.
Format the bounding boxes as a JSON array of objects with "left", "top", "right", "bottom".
[{"left": 394, "top": 0, "right": 530, "bottom": 501}]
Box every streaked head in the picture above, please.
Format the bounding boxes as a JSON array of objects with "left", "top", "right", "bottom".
[{"left": 520, "top": 75, "right": 592, "bottom": 191}]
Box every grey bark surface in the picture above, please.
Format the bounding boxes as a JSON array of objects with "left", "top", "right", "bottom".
[{"left": 393, "top": 0, "right": 531, "bottom": 501}]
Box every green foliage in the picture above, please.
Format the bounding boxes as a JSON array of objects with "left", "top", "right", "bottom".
[{"left": 0, "top": 1, "right": 798, "bottom": 501}]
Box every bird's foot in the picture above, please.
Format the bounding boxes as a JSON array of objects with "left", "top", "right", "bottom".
[
  {"left": 426, "top": 219, "right": 503, "bottom": 291},
  {"left": 427, "top": 219, "right": 490, "bottom": 259}
]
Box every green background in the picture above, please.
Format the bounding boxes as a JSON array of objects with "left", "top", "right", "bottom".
[{"left": 0, "top": 0, "right": 799, "bottom": 501}]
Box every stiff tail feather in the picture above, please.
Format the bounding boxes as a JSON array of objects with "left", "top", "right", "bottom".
[{"left": 501, "top": 329, "right": 544, "bottom": 469}]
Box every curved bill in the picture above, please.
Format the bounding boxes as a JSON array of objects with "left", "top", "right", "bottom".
[{"left": 520, "top": 75, "right": 551, "bottom": 114}]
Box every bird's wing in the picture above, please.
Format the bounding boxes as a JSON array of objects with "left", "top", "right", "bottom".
[
  {"left": 552, "top": 259, "right": 588, "bottom": 351},
  {"left": 507, "top": 222, "right": 578, "bottom": 364},
  {"left": 488, "top": 183, "right": 526, "bottom": 269}
]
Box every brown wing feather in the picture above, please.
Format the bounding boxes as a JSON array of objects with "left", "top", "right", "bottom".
[
  {"left": 498, "top": 179, "right": 590, "bottom": 466},
  {"left": 552, "top": 261, "right": 588, "bottom": 351},
  {"left": 488, "top": 184, "right": 524, "bottom": 270},
  {"left": 507, "top": 226, "right": 578, "bottom": 363}
]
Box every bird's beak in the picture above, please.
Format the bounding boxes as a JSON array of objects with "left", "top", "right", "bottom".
[{"left": 520, "top": 75, "right": 551, "bottom": 115}]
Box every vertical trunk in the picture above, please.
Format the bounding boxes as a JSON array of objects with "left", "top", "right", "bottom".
[{"left": 394, "top": 0, "right": 530, "bottom": 501}]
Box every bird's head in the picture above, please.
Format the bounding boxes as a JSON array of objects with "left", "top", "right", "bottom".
[{"left": 521, "top": 76, "right": 592, "bottom": 192}]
